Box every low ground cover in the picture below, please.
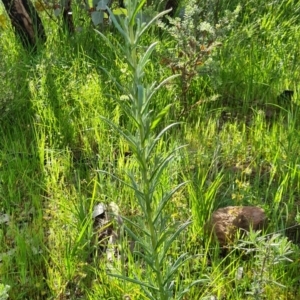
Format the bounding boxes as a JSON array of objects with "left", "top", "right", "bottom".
[{"left": 0, "top": 0, "right": 300, "bottom": 299}]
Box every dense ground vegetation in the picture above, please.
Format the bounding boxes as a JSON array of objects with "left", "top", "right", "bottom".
[{"left": 1, "top": 0, "right": 300, "bottom": 299}]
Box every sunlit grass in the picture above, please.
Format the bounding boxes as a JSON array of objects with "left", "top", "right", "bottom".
[{"left": 0, "top": 0, "right": 300, "bottom": 299}]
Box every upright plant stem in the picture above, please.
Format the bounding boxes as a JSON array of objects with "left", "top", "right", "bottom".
[
  {"left": 99, "top": 2, "right": 195, "bottom": 299},
  {"left": 129, "top": 28, "right": 167, "bottom": 297},
  {"left": 133, "top": 59, "right": 166, "bottom": 297}
]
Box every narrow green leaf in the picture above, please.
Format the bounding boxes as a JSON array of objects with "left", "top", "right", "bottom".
[
  {"left": 99, "top": 116, "right": 138, "bottom": 152},
  {"left": 97, "top": 170, "right": 137, "bottom": 191},
  {"left": 138, "top": 42, "right": 158, "bottom": 71},
  {"left": 133, "top": 250, "right": 157, "bottom": 272},
  {"left": 147, "top": 74, "right": 180, "bottom": 102},
  {"left": 99, "top": 66, "right": 127, "bottom": 93},
  {"left": 153, "top": 181, "right": 188, "bottom": 225},
  {"left": 129, "top": 0, "right": 146, "bottom": 27},
  {"left": 148, "top": 154, "right": 175, "bottom": 190},
  {"left": 147, "top": 124, "right": 183, "bottom": 158},
  {"left": 176, "top": 278, "right": 209, "bottom": 299},
  {"left": 122, "top": 218, "right": 151, "bottom": 239},
  {"left": 153, "top": 226, "right": 174, "bottom": 251},
  {"left": 159, "top": 220, "right": 191, "bottom": 265},
  {"left": 137, "top": 84, "right": 145, "bottom": 112},
  {"left": 126, "top": 173, "right": 146, "bottom": 202},
  {"left": 136, "top": 8, "right": 172, "bottom": 42},
  {"left": 163, "top": 253, "right": 190, "bottom": 286},
  {"left": 139, "top": 284, "right": 157, "bottom": 300},
  {"left": 148, "top": 146, "right": 186, "bottom": 187},
  {"left": 150, "top": 104, "right": 172, "bottom": 130},
  {"left": 95, "top": 29, "right": 121, "bottom": 53},
  {"left": 106, "top": 7, "right": 129, "bottom": 44},
  {"left": 108, "top": 273, "right": 159, "bottom": 290}
]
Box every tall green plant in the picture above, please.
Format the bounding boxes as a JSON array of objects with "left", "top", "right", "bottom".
[{"left": 97, "top": 0, "right": 205, "bottom": 299}]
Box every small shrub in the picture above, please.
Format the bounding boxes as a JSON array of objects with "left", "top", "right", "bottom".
[
  {"left": 158, "top": 0, "right": 241, "bottom": 111},
  {"left": 0, "top": 284, "right": 10, "bottom": 300}
]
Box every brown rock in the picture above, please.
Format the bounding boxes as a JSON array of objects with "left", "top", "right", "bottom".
[{"left": 206, "top": 206, "right": 267, "bottom": 246}]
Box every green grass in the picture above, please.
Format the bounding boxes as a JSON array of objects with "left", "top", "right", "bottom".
[{"left": 1, "top": 0, "right": 300, "bottom": 299}]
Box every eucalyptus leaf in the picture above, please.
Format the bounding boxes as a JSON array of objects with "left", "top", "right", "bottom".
[
  {"left": 96, "top": 0, "right": 109, "bottom": 11},
  {"left": 53, "top": 8, "right": 61, "bottom": 17},
  {"left": 91, "top": 11, "right": 104, "bottom": 26}
]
